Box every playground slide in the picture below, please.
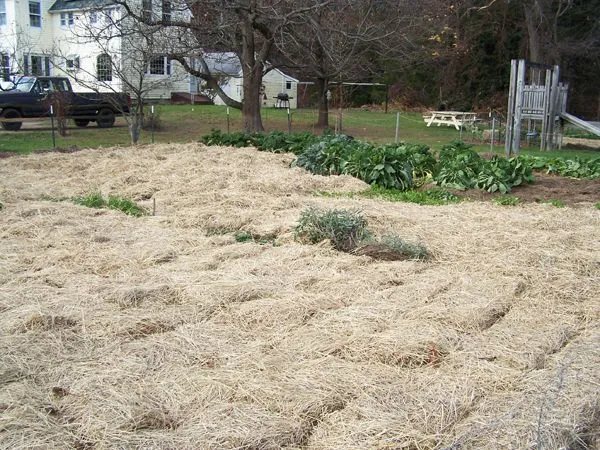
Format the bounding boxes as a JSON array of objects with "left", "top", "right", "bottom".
[{"left": 560, "top": 112, "right": 600, "bottom": 137}]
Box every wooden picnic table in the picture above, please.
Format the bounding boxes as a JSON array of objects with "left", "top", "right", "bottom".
[{"left": 425, "top": 111, "right": 478, "bottom": 130}]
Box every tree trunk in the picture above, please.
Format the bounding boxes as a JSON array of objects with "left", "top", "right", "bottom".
[
  {"left": 237, "top": 12, "right": 268, "bottom": 133},
  {"left": 316, "top": 77, "right": 329, "bottom": 127},
  {"left": 129, "top": 102, "right": 144, "bottom": 145},
  {"left": 242, "top": 66, "right": 265, "bottom": 132},
  {"left": 524, "top": 6, "right": 542, "bottom": 63}
]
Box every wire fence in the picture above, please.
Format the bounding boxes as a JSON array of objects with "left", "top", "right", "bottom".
[{"left": 6, "top": 102, "right": 585, "bottom": 155}]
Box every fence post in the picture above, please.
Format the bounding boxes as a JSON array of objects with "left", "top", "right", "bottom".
[
  {"left": 50, "top": 105, "right": 56, "bottom": 149},
  {"left": 151, "top": 105, "right": 155, "bottom": 144},
  {"left": 226, "top": 107, "right": 230, "bottom": 133},
  {"left": 395, "top": 112, "right": 400, "bottom": 143},
  {"left": 490, "top": 116, "right": 496, "bottom": 153},
  {"left": 505, "top": 59, "right": 518, "bottom": 156}
]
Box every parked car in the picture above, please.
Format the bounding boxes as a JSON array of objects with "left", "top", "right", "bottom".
[{"left": 0, "top": 76, "right": 131, "bottom": 131}]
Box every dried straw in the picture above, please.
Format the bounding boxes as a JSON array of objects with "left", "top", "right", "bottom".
[{"left": 0, "top": 143, "right": 598, "bottom": 449}]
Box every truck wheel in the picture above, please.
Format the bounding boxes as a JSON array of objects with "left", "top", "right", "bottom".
[
  {"left": 1, "top": 109, "right": 23, "bottom": 131},
  {"left": 74, "top": 119, "right": 90, "bottom": 128},
  {"left": 96, "top": 108, "right": 116, "bottom": 128}
]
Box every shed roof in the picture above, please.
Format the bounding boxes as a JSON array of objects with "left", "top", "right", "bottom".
[
  {"left": 202, "top": 53, "right": 242, "bottom": 77},
  {"left": 49, "top": 0, "right": 115, "bottom": 12},
  {"left": 201, "top": 52, "right": 299, "bottom": 82}
]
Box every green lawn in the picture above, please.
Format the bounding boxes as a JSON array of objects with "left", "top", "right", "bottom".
[{"left": 1, "top": 104, "right": 598, "bottom": 159}]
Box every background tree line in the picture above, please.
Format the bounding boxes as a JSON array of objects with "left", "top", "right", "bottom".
[{"left": 116, "top": 0, "right": 599, "bottom": 131}]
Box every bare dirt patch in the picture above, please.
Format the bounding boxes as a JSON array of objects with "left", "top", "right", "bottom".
[
  {"left": 0, "top": 143, "right": 598, "bottom": 449},
  {"left": 453, "top": 171, "right": 600, "bottom": 205}
]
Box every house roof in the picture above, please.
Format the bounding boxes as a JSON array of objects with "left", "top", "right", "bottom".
[{"left": 48, "top": 0, "right": 115, "bottom": 12}]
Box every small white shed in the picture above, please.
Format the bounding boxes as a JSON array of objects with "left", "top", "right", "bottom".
[{"left": 202, "top": 52, "right": 298, "bottom": 109}]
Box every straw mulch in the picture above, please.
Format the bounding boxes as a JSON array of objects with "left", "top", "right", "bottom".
[{"left": 0, "top": 143, "right": 598, "bottom": 449}]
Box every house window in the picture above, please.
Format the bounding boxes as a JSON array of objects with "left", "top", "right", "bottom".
[
  {"left": 142, "top": 0, "right": 152, "bottom": 21},
  {"left": 65, "top": 56, "right": 80, "bottom": 71},
  {"left": 89, "top": 11, "right": 98, "bottom": 24},
  {"left": 29, "top": 1, "right": 41, "bottom": 27},
  {"left": 162, "top": 1, "right": 171, "bottom": 23},
  {"left": 147, "top": 56, "right": 171, "bottom": 75},
  {"left": 24, "top": 55, "right": 50, "bottom": 76},
  {"left": 60, "top": 12, "right": 74, "bottom": 27},
  {"left": 97, "top": 53, "right": 112, "bottom": 81},
  {"left": 103, "top": 8, "right": 116, "bottom": 26},
  {"left": 0, "top": 0, "right": 7, "bottom": 26},
  {"left": 1, "top": 53, "right": 9, "bottom": 81},
  {"left": 285, "top": 80, "right": 292, "bottom": 90}
]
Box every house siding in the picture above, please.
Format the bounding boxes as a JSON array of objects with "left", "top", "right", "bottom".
[
  {"left": 1, "top": 0, "right": 55, "bottom": 75},
  {"left": 1, "top": 0, "right": 193, "bottom": 100},
  {"left": 50, "top": 7, "right": 124, "bottom": 92}
]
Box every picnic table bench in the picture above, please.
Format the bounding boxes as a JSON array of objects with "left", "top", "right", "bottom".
[{"left": 423, "top": 111, "right": 479, "bottom": 130}]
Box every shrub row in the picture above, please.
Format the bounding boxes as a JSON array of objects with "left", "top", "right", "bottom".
[
  {"left": 294, "top": 137, "right": 534, "bottom": 193},
  {"left": 520, "top": 155, "right": 600, "bottom": 180},
  {"left": 201, "top": 129, "right": 596, "bottom": 192},
  {"left": 201, "top": 129, "right": 318, "bottom": 155},
  {"left": 435, "top": 141, "right": 535, "bottom": 193}
]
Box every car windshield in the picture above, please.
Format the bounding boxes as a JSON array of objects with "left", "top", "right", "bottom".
[{"left": 13, "top": 78, "right": 36, "bottom": 93}]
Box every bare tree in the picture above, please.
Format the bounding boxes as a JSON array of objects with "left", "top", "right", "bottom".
[
  {"left": 273, "top": 0, "right": 426, "bottom": 127},
  {"left": 113, "top": 0, "right": 336, "bottom": 132},
  {"left": 51, "top": 6, "right": 184, "bottom": 144},
  {"left": 0, "top": 25, "right": 48, "bottom": 90}
]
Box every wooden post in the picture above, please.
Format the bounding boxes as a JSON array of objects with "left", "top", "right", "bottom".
[
  {"left": 505, "top": 59, "right": 518, "bottom": 157},
  {"left": 547, "top": 65, "right": 560, "bottom": 150},
  {"left": 510, "top": 59, "right": 526, "bottom": 156},
  {"left": 540, "top": 69, "right": 552, "bottom": 151},
  {"left": 384, "top": 84, "right": 389, "bottom": 114}
]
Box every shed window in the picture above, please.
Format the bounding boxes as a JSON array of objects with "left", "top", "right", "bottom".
[
  {"left": 29, "top": 1, "right": 41, "bottom": 27},
  {"left": 285, "top": 80, "right": 292, "bottom": 90}
]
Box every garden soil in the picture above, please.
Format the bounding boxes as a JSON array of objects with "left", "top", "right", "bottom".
[{"left": 0, "top": 143, "right": 598, "bottom": 449}]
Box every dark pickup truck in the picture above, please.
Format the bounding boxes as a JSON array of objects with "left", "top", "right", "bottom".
[{"left": 0, "top": 76, "right": 131, "bottom": 131}]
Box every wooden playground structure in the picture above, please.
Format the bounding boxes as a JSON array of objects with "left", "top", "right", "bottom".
[{"left": 505, "top": 59, "right": 600, "bottom": 155}]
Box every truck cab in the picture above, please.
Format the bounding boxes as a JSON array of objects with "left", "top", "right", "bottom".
[{"left": 0, "top": 76, "right": 129, "bottom": 131}]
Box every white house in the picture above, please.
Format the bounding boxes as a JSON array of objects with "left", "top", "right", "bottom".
[
  {"left": 203, "top": 52, "right": 299, "bottom": 109},
  {"left": 0, "top": 2, "right": 299, "bottom": 106},
  {"left": 0, "top": 0, "right": 55, "bottom": 79},
  {"left": 0, "top": 0, "right": 194, "bottom": 100}
]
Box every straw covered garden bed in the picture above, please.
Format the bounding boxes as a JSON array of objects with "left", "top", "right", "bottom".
[{"left": 0, "top": 143, "right": 598, "bottom": 449}]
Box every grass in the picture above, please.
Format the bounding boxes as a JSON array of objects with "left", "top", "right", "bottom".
[
  {"left": 315, "top": 186, "right": 461, "bottom": 206},
  {"left": 74, "top": 191, "right": 105, "bottom": 208},
  {"left": 2, "top": 105, "right": 599, "bottom": 159},
  {"left": 361, "top": 185, "right": 461, "bottom": 205},
  {"left": 493, "top": 195, "right": 520, "bottom": 206},
  {"left": 234, "top": 230, "right": 277, "bottom": 245},
  {"left": 74, "top": 192, "right": 147, "bottom": 216}
]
